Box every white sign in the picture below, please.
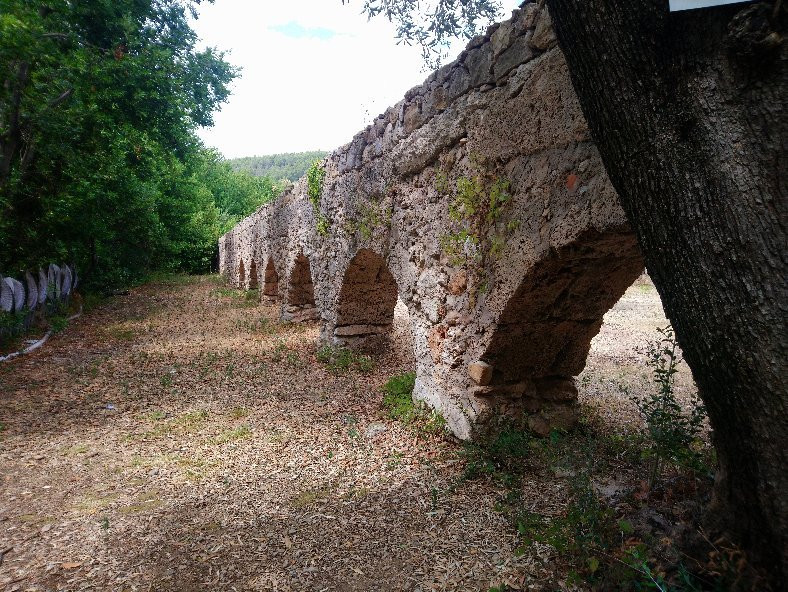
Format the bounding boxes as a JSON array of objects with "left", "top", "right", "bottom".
[{"left": 670, "top": 0, "right": 752, "bottom": 11}]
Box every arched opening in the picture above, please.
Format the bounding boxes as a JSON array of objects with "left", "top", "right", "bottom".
[
  {"left": 238, "top": 259, "right": 246, "bottom": 288},
  {"left": 284, "top": 253, "right": 319, "bottom": 322},
  {"left": 248, "top": 259, "right": 259, "bottom": 289},
  {"left": 334, "top": 249, "right": 398, "bottom": 344},
  {"left": 477, "top": 230, "right": 644, "bottom": 433},
  {"left": 263, "top": 258, "right": 279, "bottom": 300}
]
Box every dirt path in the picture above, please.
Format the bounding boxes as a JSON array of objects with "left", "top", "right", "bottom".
[{"left": 0, "top": 275, "right": 690, "bottom": 591}]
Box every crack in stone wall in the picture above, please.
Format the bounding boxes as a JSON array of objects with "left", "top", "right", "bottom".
[{"left": 218, "top": 4, "right": 644, "bottom": 440}]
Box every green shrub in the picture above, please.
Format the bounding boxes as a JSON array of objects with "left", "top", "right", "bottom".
[
  {"left": 49, "top": 315, "right": 69, "bottom": 334},
  {"left": 306, "top": 160, "right": 326, "bottom": 205},
  {"left": 632, "top": 325, "right": 708, "bottom": 488},
  {"left": 382, "top": 372, "right": 447, "bottom": 435},
  {"left": 0, "top": 310, "right": 28, "bottom": 346},
  {"left": 382, "top": 372, "right": 417, "bottom": 422}
]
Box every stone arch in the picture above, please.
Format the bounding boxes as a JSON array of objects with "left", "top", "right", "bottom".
[
  {"left": 473, "top": 230, "right": 644, "bottom": 435},
  {"left": 284, "top": 252, "right": 319, "bottom": 322},
  {"left": 238, "top": 259, "right": 246, "bottom": 287},
  {"left": 248, "top": 259, "right": 259, "bottom": 289},
  {"left": 262, "top": 257, "right": 279, "bottom": 300},
  {"left": 333, "top": 249, "right": 399, "bottom": 344}
]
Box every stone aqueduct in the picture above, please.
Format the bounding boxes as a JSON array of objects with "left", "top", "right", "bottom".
[{"left": 219, "top": 4, "right": 644, "bottom": 440}]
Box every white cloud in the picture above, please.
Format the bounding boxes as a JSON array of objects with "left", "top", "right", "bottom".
[{"left": 192, "top": 0, "right": 442, "bottom": 157}]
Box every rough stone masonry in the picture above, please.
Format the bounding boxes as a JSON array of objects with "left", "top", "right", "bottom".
[{"left": 219, "top": 4, "right": 644, "bottom": 440}]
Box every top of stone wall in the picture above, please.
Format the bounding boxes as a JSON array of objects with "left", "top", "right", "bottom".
[{"left": 221, "top": 2, "right": 557, "bottom": 241}]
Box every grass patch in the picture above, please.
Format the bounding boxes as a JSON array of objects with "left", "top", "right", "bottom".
[
  {"left": 213, "top": 286, "right": 244, "bottom": 299},
  {"left": 178, "top": 409, "right": 209, "bottom": 426},
  {"left": 382, "top": 371, "right": 447, "bottom": 435},
  {"left": 316, "top": 345, "right": 374, "bottom": 374},
  {"left": 65, "top": 443, "right": 90, "bottom": 455},
  {"left": 234, "top": 316, "right": 276, "bottom": 334},
  {"left": 229, "top": 406, "right": 249, "bottom": 419},
  {"left": 214, "top": 424, "right": 252, "bottom": 444},
  {"left": 119, "top": 490, "right": 163, "bottom": 514},
  {"left": 106, "top": 324, "right": 136, "bottom": 341},
  {"left": 291, "top": 486, "right": 331, "bottom": 508},
  {"left": 72, "top": 493, "right": 120, "bottom": 515},
  {"left": 138, "top": 409, "right": 209, "bottom": 440},
  {"left": 460, "top": 426, "right": 535, "bottom": 488}
]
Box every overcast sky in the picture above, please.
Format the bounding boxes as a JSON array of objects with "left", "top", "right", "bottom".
[{"left": 191, "top": 1, "right": 514, "bottom": 158}]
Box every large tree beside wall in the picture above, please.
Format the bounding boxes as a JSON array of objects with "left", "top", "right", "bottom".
[
  {"left": 546, "top": 0, "right": 787, "bottom": 578},
  {"left": 350, "top": 0, "right": 787, "bottom": 578}
]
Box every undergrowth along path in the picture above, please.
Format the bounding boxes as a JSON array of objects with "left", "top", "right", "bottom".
[{"left": 0, "top": 274, "right": 687, "bottom": 591}]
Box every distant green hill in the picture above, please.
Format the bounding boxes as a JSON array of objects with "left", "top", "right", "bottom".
[{"left": 228, "top": 151, "right": 329, "bottom": 182}]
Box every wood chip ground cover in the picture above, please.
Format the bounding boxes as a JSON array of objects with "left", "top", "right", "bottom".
[{"left": 0, "top": 275, "right": 696, "bottom": 591}]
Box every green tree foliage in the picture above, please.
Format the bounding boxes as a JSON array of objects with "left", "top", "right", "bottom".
[
  {"left": 228, "top": 151, "right": 329, "bottom": 182},
  {"left": 0, "top": 0, "right": 271, "bottom": 289},
  {"left": 343, "top": 0, "right": 503, "bottom": 66},
  {"left": 196, "top": 149, "right": 284, "bottom": 230}
]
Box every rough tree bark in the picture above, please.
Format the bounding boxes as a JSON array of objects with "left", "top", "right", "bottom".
[{"left": 546, "top": 0, "right": 787, "bottom": 577}]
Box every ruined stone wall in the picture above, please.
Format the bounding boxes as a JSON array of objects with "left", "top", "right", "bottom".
[{"left": 219, "top": 4, "right": 644, "bottom": 440}]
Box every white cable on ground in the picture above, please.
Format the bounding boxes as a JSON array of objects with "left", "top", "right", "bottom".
[{"left": 0, "top": 309, "right": 82, "bottom": 363}]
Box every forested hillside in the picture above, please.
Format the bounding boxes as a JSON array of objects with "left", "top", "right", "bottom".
[
  {"left": 0, "top": 0, "right": 278, "bottom": 290},
  {"left": 228, "top": 151, "right": 329, "bottom": 182}
]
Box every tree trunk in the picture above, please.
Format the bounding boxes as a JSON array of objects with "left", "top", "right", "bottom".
[{"left": 546, "top": 0, "right": 787, "bottom": 578}]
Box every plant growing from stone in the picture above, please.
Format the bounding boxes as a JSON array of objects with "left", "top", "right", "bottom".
[
  {"left": 307, "top": 160, "right": 329, "bottom": 236},
  {"left": 437, "top": 168, "right": 513, "bottom": 300},
  {"left": 633, "top": 325, "right": 707, "bottom": 490},
  {"left": 346, "top": 200, "right": 393, "bottom": 240}
]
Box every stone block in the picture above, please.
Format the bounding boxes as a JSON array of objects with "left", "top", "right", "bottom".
[
  {"left": 494, "top": 33, "right": 534, "bottom": 82},
  {"left": 334, "top": 324, "right": 389, "bottom": 337},
  {"left": 448, "top": 270, "right": 467, "bottom": 295},
  {"left": 529, "top": 9, "right": 556, "bottom": 51},
  {"left": 468, "top": 360, "right": 493, "bottom": 385},
  {"left": 491, "top": 20, "right": 516, "bottom": 57}
]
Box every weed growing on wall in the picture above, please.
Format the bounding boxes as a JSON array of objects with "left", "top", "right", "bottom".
[
  {"left": 435, "top": 162, "right": 517, "bottom": 302},
  {"left": 345, "top": 200, "right": 393, "bottom": 240},
  {"left": 307, "top": 160, "right": 329, "bottom": 236}
]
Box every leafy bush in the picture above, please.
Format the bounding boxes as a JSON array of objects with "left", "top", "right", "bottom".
[
  {"left": 632, "top": 325, "right": 708, "bottom": 488},
  {"left": 0, "top": 310, "right": 28, "bottom": 346},
  {"left": 306, "top": 160, "right": 326, "bottom": 205}
]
